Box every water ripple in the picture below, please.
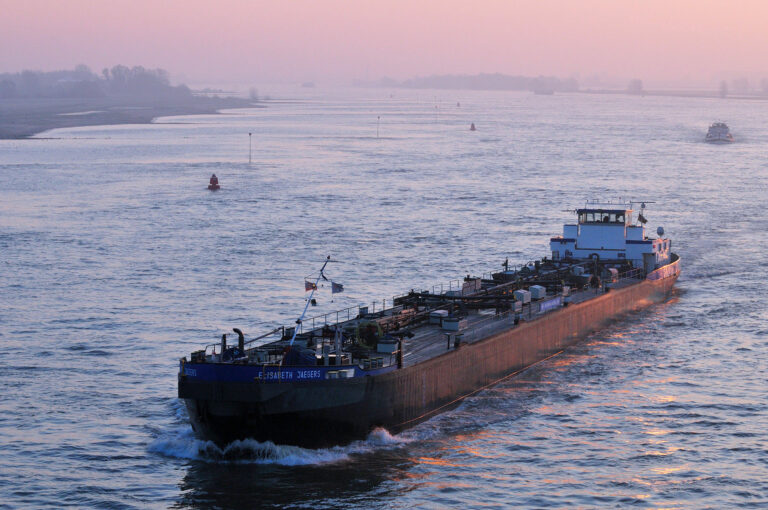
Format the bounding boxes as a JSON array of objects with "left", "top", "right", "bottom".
[{"left": 1, "top": 89, "right": 767, "bottom": 508}]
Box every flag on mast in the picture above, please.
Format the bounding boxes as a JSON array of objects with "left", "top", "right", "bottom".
[
  {"left": 331, "top": 281, "right": 344, "bottom": 294},
  {"left": 305, "top": 281, "right": 317, "bottom": 291}
]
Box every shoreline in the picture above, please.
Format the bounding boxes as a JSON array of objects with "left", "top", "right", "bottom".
[
  {"left": 579, "top": 88, "right": 768, "bottom": 100},
  {"left": 0, "top": 95, "right": 257, "bottom": 139}
]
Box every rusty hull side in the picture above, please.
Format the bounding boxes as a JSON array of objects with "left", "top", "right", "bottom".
[{"left": 378, "top": 273, "right": 679, "bottom": 431}]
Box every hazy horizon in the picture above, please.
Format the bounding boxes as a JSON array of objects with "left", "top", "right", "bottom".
[{"left": 2, "top": 0, "right": 768, "bottom": 89}]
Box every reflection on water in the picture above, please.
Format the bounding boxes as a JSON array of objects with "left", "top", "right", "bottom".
[
  {"left": 1, "top": 89, "right": 767, "bottom": 508},
  {"left": 177, "top": 449, "right": 416, "bottom": 509}
]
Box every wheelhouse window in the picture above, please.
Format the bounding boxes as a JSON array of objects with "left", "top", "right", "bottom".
[{"left": 578, "top": 210, "right": 626, "bottom": 225}]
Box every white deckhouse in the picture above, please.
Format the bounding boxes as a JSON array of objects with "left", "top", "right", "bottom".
[{"left": 550, "top": 201, "right": 671, "bottom": 273}]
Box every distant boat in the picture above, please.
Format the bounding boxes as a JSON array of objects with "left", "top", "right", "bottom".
[
  {"left": 705, "top": 122, "right": 734, "bottom": 143},
  {"left": 470, "top": 123, "right": 476, "bottom": 131},
  {"left": 533, "top": 88, "right": 554, "bottom": 95},
  {"left": 302, "top": 82, "right": 316, "bottom": 88}
]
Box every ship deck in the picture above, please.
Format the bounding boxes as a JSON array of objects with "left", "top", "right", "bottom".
[
  {"left": 195, "top": 267, "right": 646, "bottom": 372},
  {"left": 400, "top": 277, "right": 640, "bottom": 368}
]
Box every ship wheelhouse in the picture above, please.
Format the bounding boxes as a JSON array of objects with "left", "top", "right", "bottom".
[{"left": 550, "top": 203, "right": 671, "bottom": 273}]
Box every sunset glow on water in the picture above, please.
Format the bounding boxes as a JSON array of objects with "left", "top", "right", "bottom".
[{"left": 1, "top": 88, "right": 767, "bottom": 507}]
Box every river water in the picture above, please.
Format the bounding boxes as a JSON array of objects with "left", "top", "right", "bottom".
[{"left": 1, "top": 88, "right": 766, "bottom": 508}]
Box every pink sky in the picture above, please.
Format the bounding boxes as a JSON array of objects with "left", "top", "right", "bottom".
[{"left": 1, "top": 0, "right": 767, "bottom": 87}]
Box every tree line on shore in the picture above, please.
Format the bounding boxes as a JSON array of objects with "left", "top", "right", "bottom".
[
  {"left": 358, "top": 73, "right": 579, "bottom": 92},
  {"left": 0, "top": 64, "right": 191, "bottom": 99}
]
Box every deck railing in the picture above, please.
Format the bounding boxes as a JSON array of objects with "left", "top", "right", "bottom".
[
  {"left": 441, "top": 267, "right": 645, "bottom": 347},
  {"left": 202, "top": 264, "right": 647, "bottom": 357}
]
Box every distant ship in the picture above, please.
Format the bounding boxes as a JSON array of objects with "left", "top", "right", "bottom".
[
  {"left": 178, "top": 201, "right": 680, "bottom": 447},
  {"left": 705, "top": 122, "right": 734, "bottom": 143},
  {"left": 533, "top": 88, "right": 554, "bottom": 95}
]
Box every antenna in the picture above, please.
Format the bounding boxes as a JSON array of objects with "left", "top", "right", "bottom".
[{"left": 629, "top": 200, "right": 655, "bottom": 207}]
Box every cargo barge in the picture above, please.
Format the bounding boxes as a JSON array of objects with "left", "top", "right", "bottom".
[{"left": 178, "top": 201, "right": 680, "bottom": 447}]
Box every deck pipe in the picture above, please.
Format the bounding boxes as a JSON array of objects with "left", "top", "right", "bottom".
[{"left": 233, "top": 328, "right": 244, "bottom": 351}]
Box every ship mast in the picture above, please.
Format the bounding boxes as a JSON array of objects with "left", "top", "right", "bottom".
[{"left": 289, "top": 255, "right": 332, "bottom": 346}]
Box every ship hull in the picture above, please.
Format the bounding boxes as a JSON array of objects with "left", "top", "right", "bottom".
[
  {"left": 705, "top": 136, "right": 734, "bottom": 144},
  {"left": 180, "top": 262, "right": 679, "bottom": 448}
]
